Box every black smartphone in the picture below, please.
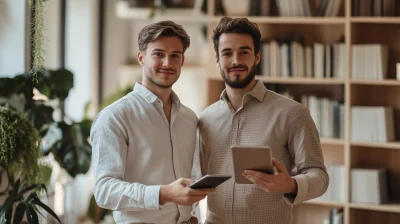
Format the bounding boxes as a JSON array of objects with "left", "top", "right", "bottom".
[{"left": 188, "top": 174, "right": 232, "bottom": 189}]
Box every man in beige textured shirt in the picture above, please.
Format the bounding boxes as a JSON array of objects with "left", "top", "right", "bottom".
[
  {"left": 197, "top": 17, "right": 329, "bottom": 223},
  {"left": 91, "top": 21, "right": 214, "bottom": 224}
]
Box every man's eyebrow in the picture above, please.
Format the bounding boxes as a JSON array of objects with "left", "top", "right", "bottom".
[
  {"left": 221, "top": 48, "right": 232, "bottom": 53},
  {"left": 221, "top": 46, "right": 253, "bottom": 53},
  {"left": 152, "top": 48, "right": 166, "bottom": 52},
  {"left": 151, "top": 49, "right": 183, "bottom": 54},
  {"left": 239, "top": 46, "right": 253, "bottom": 51}
]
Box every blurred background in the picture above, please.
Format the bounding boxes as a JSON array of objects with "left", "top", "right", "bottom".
[{"left": 1, "top": 0, "right": 400, "bottom": 223}]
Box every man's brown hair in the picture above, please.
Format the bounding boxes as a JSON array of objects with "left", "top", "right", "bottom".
[
  {"left": 212, "top": 17, "right": 261, "bottom": 57},
  {"left": 138, "top": 20, "right": 190, "bottom": 53}
]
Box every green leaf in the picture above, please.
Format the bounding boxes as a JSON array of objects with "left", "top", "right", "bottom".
[
  {"left": 13, "top": 202, "right": 26, "bottom": 224},
  {"left": 22, "top": 184, "right": 47, "bottom": 196},
  {"left": 25, "top": 203, "right": 39, "bottom": 224},
  {"left": 0, "top": 197, "right": 14, "bottom": 218},
  {"left": 30, "top": 193, "right": 61, "bottom": 223},
  {"left": 4, "top": 205, "right": 12, "bottom": 224},
  {"left": 13, "top": 179, "right": 21, "bottom": 196},
  {"left": 48, "top": 68, "right": 74, "bottom": 101}
]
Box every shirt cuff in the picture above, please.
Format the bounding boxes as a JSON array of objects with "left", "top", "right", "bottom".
[
  {"left": 284, "top": 175, "right": 309, "bottom": 205},
  {"left": 144, "top": 185, "right": 162, "bottom": 209}
]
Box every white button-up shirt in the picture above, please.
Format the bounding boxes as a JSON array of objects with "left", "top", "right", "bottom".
[{"left": 90, "top": 83, "right": 198, "bottom": 224}]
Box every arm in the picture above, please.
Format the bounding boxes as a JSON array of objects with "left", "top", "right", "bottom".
[
  {"left": 91, "top": 108, "right": 160, "bottom": 211},
  {"left": 284, "top": 105, "right": 329, "bottom": 205},
  {"left": 197, "top": 123, "right": 209, "bottom": 176}
]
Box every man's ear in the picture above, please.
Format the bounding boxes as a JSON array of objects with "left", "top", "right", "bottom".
[
  {"left": 255, "top": 50, "right": 261, "bottom": 65},
  {"left": 137, "top": 51, "right": 144, "bottom": 66}
]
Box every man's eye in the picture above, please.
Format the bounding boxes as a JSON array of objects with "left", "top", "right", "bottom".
[
  {"left": 172, "top": 54, "right": 181, "bottom": 59},
  {"left": 241, "top": 51, "right": 249, "bottom": 55},
  {"left": 154, "top": 53, "right": 163, "bottom": 57},
  {"left": 222, "top": 52, "right": 232, "bottom": 56}
]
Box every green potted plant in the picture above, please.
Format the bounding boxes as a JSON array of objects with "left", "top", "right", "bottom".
[{"left": 0, "top": 106, "right": 60, "bottom": 223}]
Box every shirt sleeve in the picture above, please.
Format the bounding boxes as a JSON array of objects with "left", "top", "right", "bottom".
[
  {"left": 284, "top": 105, "right": 330, "bottom": 205},
  {"left": 90, "top": 107, "right": 161, "bottom": 211},
  {"left": 197, "top": 121, "right": 209, "bottom": 177}
]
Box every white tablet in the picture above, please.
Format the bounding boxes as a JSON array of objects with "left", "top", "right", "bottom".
[{"left": 231, "top": 145, "right": 274, "bottom": 184}]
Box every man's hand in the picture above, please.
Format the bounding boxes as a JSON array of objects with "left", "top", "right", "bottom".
[
  {"left": 159, "top": 178, "right": 215, "bottom": 206},
  {"left": 190, "top": 216, "right": 198, "bottom": 224},
  {"left": 242, "top": 159, "right": 297, "bottom": 194}
]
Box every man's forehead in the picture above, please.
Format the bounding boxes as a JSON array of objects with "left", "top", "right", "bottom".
[{"left": 218, "top": 33, "right": 253, "bottom": 49}]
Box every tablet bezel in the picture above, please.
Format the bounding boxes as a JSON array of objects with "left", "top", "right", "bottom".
[
  {"left": 188, "top": 174, "right": 232, "bottom": 189},
  {"left": 231, "top": 145, "right": 274, "bottom": 184}
]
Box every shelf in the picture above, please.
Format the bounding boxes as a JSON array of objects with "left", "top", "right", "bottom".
[
  {"left": 211, "top": 16, "right": 346, "bottom": 24},
  {"left": 350, "top": 203, "right": 400, "bottom": 213},
  {"left": 351, "top": 79, "right": 400, "bottom": 86},
  {"left": 351, "top": 17, "right": 400, "bottom": 24},
  {"left": 351, "top": 141, "right": 400, "bottom": 150},
  {"left": 116, "top": 1, "right": 208, "bottom": 23},
  {"left": 257, "top": 76, "right": 345, "bottom": 84},
  {"left": 305, "top": 199, "right": 345, "bottom": 207},
  {"left": 209, "top": 76, "right": 345, "bottom": 85},
  {"left": 320, "top": 138, "right": 345, "bottom": 146}
]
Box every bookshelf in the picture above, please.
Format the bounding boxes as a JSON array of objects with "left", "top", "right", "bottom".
[{"left": 203, "top": 0, "right": 400, "bottom": 223}]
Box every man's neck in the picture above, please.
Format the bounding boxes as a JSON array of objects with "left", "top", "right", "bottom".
[
  {"left": 226, "top": 79, "right": 257, "bottom": 111},
  {"left": 142, "top": 80, "right": 172, "bottom": 107}
]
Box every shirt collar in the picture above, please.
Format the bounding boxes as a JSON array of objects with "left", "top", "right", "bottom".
[
  {"left": 133, "top": 82, "right": 181, "bottom": 107},
  {"left": 220, "top": 80, "right": 267, "bottom": 103}
]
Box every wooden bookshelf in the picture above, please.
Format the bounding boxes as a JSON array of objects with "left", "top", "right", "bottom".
[
  {"left": 211, "top": 16, "right": 346, "bottom": 24},
  {"left": 349, "top": 203, "right": 400, "bottom": 213},
  {"left": 203, "top": 1, "right": 400, "bottom": 224}
]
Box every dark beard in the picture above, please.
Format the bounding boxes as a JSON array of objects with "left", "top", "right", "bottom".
[{"left": 220, "top": 63, "right": 257, "bottom": 89}]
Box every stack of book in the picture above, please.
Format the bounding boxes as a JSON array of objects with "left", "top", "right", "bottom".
[
  {"left": 351, "top": 168, "right": 389, "bottom": 204},
  {"left": 352, "top": 0, "right": 398, "bottom": 16},
  {"left": 302, "top": 96, "right": 344, "bottom": 139},
  {"left": 320, "top": 165, "right": 346, "bottom": 202},
  {"left": 274, "top": 0, "right": 343, "bottom": 17},
  {"left": 261, "top": 40, "right": 345, "bottom": 79},
  {"left": 323, "top": 208, "right": 344, "bottom": 224},
  {"left": 351, "top": 106, "right": 394, "bottom": 142},
  {"left": 351, "top": 44, "right": 388, "bottom": 80}
]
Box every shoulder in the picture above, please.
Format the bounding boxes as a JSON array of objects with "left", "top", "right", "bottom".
[
  {"left": 199, "top": 100, "right": 225, "bottom": 120},
  {"left": 91, "top": 92, "right": 135, "bottom": 128},
  {"left": 179, "top": 103, "right": 198, "bottom": 122},
  {"left": 265, "top": 90, "right": 309, "bottom": 116}
]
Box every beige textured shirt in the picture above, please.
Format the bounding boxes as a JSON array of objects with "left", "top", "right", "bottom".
[
  {"left": 91, "top": 83, "right": 198, "bottom": 224},
  {"left": 197, "top": 80, "right": 329, "bottom": 224}
]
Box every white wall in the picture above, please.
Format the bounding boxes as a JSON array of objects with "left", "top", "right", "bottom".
[
  {"left": 0, "top": 0, "right": 26, "bottom": 77},
  {"left": 42, "top": 0, "right": 61, "bottom": 70},
  {"left": 64, "top": 0, "right": 95, "bottom": 122}
]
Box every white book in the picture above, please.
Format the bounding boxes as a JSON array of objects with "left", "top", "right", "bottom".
[
  {"left": 308, "top": 96, "right": 321, "bottom": 134},
  {"left": 281, "top": 43, "right": 289, "bottom": 77},
  {"left": 270, "top": 40, "right": 279, "bottom": 76},
  {"left": 297, "top": 43, "right": 305, "bottom": 77},
  {"left": 305, "top": 46, "right": 312, "bottom": 77},
  {"left": 351, "top": 169, "right": 389, "bottom": 204},
  {"left": 314, "top": 43, "right": 325, "bottom": 78}
]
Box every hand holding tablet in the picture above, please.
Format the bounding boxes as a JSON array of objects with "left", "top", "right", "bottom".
[{"left": 231, "top": 145, "right": 274, "bottom": 184}]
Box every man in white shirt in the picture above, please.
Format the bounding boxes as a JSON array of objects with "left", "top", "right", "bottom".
[{"left": 91, "top": 21, "right": 214, "bottom": 224}]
